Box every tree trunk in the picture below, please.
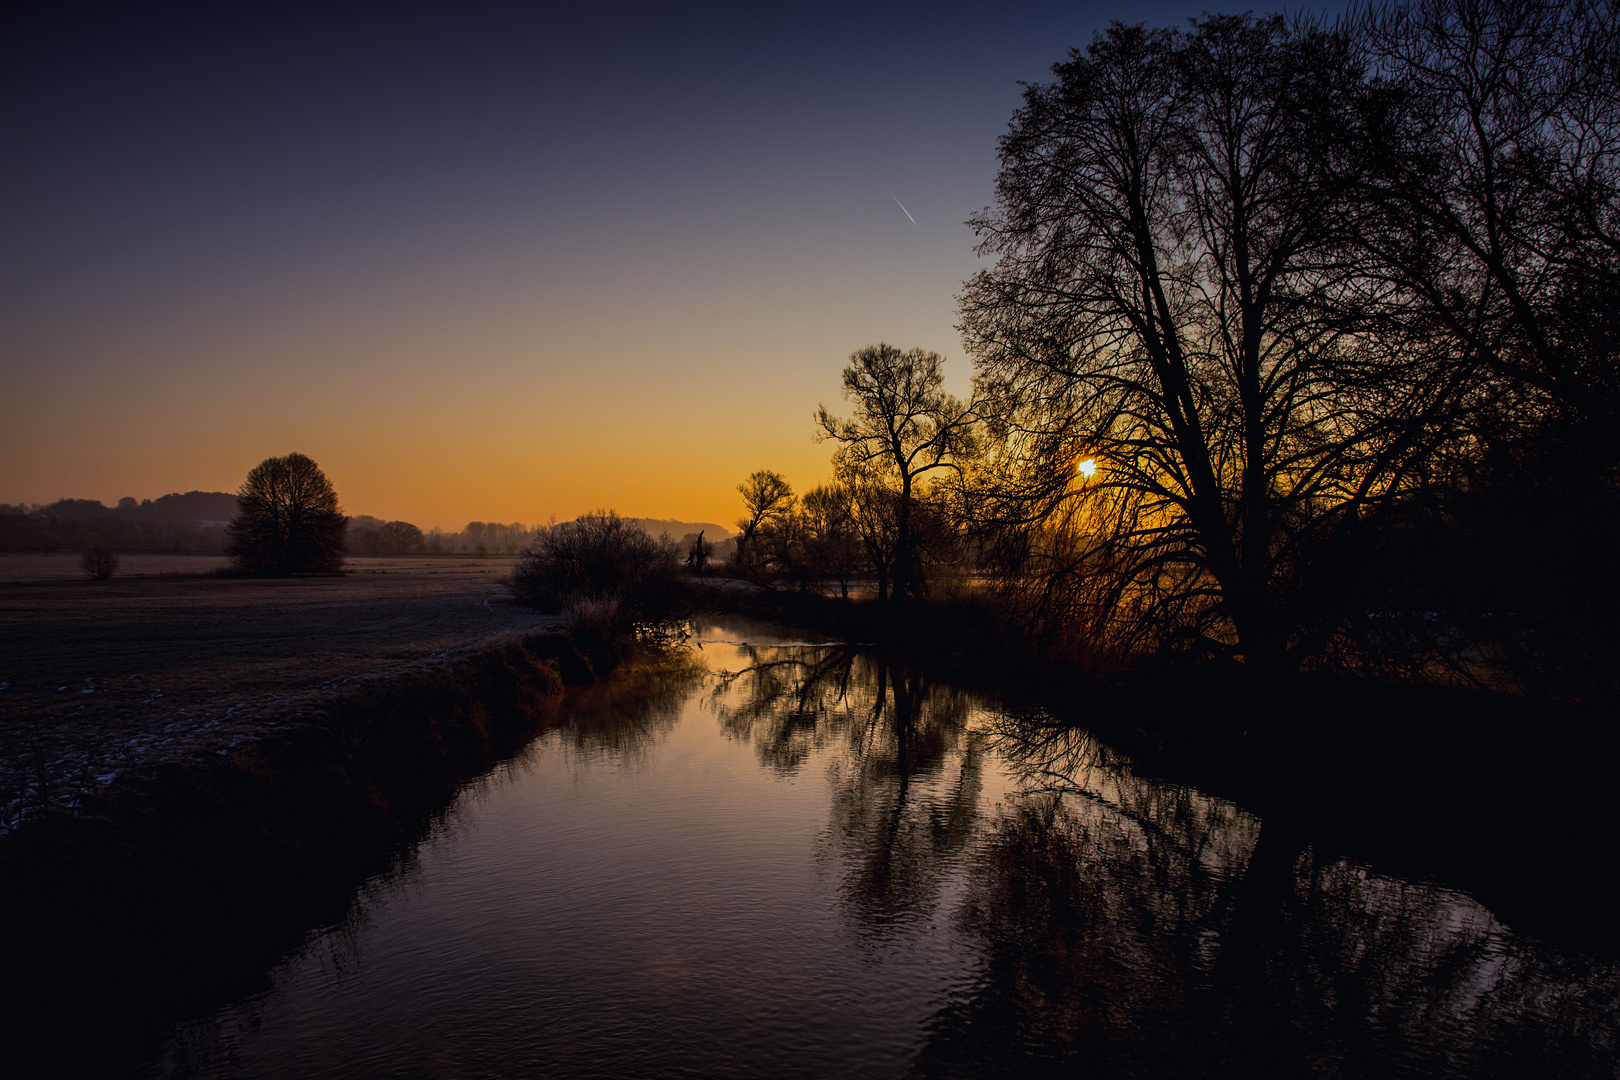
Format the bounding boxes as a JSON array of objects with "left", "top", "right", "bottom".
[{"left": 892, "top": 481, "right": 913, "bottom": 605}]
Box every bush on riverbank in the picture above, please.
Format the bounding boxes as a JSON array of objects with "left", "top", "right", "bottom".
[{"left": 510, "top": 512, "right": 687, "bottom": 635}]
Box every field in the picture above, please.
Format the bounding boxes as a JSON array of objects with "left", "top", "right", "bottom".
[{"left": 0, "top": 554, "right": 563, "bottom": 827}]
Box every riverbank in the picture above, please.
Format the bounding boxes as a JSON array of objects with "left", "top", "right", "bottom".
[
  {"left": 0, "top": 625, "right": 643, "bottom": 1073},
  {"left": 131, "top": 618, "right": 1620, "bottom": 1079},
  {"left": 0, "top": 554, "right": 565, "bottom": 827},
  {"left": 0, "top": 558, "right": 659, "bottom": 1073},
  {"left": 697, "top": 582, "right": 1620, "bottom": 958}
]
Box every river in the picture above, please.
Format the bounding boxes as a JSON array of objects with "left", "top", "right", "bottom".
[{"left": 148, "top": 617, "right": 1619, "bottom": 1078}]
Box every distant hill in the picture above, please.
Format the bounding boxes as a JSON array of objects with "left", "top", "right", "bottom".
[
  {"left": 140, "top": 491, "right": 239, "bottom": 524},
  {"left": 627, "top": 518, "right": 731, "bottom": 540},
  {"left": 1, "top": 491, "right": 238, "bottom": 553},
  {"left": 31, "top": 491, "right": 239, "bottom": 524}
]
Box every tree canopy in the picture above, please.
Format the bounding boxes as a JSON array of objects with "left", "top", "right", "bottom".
[
  {"left": 817, "top": 344, "right": 976, "bottom": 602},
  {"left": 958, "top": 1, "right": 1617, "bottom": 673},
  {"left": 226, "top": 453, "right": 347, "bottom": 576},
  {"left": 723, "top": 1, "right": 1616, "bottom": 695}
]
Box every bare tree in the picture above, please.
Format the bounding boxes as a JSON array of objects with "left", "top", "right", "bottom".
[
  {"left": 79, "top": 547, "right": 118, "bottom": 580},
  {"left": 816, "top": 344, "right": 977, "bottom": 603},
  {"left": 1356, "top": 0, "right": 1620, "bottom": 430},
  {"left": 846, "top": 471, "right": 902, "bottom": 603},
  {"left": 226, "top": 453, "right": 347, "bottom": 576},
  {"left": 1314, "top": 0, "right": 1620, "bottom": 694},
  {"left": 734, "top": 470, "right": 795, "bottom": 576},
  {"left": 800, "top": 484, "right": 864, "bottom": 598},
  {"left": 959, "top": 15, "right": 1443, "bottom": 671}
]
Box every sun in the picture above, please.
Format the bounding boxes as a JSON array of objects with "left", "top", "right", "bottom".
[{"left": 1076, "top": 458, "right": 1097, "bottom": 479}]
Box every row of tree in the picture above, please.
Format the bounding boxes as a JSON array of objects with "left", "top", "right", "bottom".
[
  {"left": 228, "top": 456, "right": 569, "bottom": 571},
  {"left": 0, "top": 492, "right": 239, "bottom": 554},
  {"left": 730, "top": 346, "right": 975, "bottom": 602},
  {"left": 347, "top": 518, "right": 534, "bottom": 557},
  {"left": 733, "top": 0, "right": 1618, "bottom": 697}
]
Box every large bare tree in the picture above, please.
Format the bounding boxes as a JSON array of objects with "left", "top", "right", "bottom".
[
  {"left": 816, "top": 344, "right": 976, "bottom": 604},
  {"left": 959, "top": 15, "right": 1447, "bottom": 670},
  {"left": 1356, "top": 0, "right": 1620, "bottom": 431}
]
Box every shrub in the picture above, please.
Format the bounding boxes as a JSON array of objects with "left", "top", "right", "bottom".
[
  {"left": 80, "top": 548, "right": 119, "bottom": 580},
  {"left": 510, "top": 512, "right": 683, "bottom": 630}
]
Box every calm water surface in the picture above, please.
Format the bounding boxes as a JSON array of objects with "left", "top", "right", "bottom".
[{"left": 152, "top": 619, "right": 1619, "bottom": 1078}]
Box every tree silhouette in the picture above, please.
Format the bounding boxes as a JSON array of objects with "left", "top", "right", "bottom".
[
  {"left": 378, "top": 519, "right": 423, "bottom": 555},
  {"left": 734, "top": 470, "right": 795, "bottom": 577},
  {"left": 509, "top": 510, "right": 682, "bottom": 630},
  {"left": 959, "top": 15, "right": 1444, "bottom": 670},
  {"left": 226, "top": 452, "right": 347, "bottom": 576},
  {"left": 800, "top": 484, "right": 864, "bottom": 598},
  {"left": 816, "top": 344, "right": 976, "bottom": 603},
  {"left": 685, "top": 530, "right": 711, "bottom": 575},
  {"left": 79, "top": 547, "right": 119, "bottom": 580},
  {"left": 1356, "top": 0, "right": 1620, "bottom": 430}
]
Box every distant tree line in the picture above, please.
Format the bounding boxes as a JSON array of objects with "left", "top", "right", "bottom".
[
  {"left": 731, "top": 0, "right": 1619, "bottom": 701},
  {"left": 345, "top": 519, "right": 545, "bottom": 557},
  {"left": 0, "top": 492, "right": 238, "bottom": 554},
  {"left": 1, "top": 496, "right": 552, "bottom": 562}
]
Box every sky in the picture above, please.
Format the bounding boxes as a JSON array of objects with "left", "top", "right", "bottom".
[{"left": 2, "top": 2, "right": 1341, "bottom": 531}]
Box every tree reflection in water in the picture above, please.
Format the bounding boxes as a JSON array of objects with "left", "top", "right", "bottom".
[
  {"left": 154, "top": 649, "right": 713, "bottom": 1077},
  {"left": 713, "top": 643, "right": 1620, "bottom": 1078},
  {"left": 713, "top": 644, "right": 987, "bottom": 941},
  {"left": 553, "top": 647, "right": 708, "bottom": 762}
]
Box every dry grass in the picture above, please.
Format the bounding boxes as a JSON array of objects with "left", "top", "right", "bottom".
[{"left": 0, "top": 554, "right": 564, "bottom": 827}]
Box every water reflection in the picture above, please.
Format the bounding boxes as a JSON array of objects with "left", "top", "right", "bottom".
[
  {"left": 918, "top": 789, "right": 1620, "bottom": 1077},
  {"left": 554, "top": 647, "right": 706, "bottom": 761},
  {"left": 713, "top": 644, "right": 985, "bottom": 944},
  {"left": 714, "top": 639, "right": 1620, "bottom": 1078},
  {"left": 151, "top": 629, "right": 1618, "bottom": 1078}
]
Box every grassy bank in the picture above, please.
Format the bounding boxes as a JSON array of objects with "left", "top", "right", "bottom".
[{"left": 0, "top": 627, "right": 625, "bottom": 1074}]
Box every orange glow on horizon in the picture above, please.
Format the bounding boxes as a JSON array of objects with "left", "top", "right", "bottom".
[{"left": 2, "top": 319, "right": 974, "bottom": 533}]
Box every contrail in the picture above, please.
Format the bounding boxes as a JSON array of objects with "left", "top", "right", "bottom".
[{"left": 881, "top": 182, "right": 916, "bottom": 224}]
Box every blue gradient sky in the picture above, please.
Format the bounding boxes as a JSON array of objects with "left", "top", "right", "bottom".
[{"left": 2, "top": 2, "right": 1342, "bottom": 529}]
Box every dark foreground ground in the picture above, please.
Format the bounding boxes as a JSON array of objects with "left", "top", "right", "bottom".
[{"left": 4, "top": 569, "right": 1616, "bottom": 1074}]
